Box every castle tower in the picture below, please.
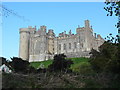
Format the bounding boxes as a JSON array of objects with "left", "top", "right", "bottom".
[
  {"left": 40, "top": 25, "right": 46, "bottom": 35},
  {"left": 19, "top": 28, "right": 30, "bottom": 60},
  {"left": 48, "top": 29, "right": 55, "bottom": 54},
  {"left": 85, "top": 20, "right": 90, "bottom": 28}
]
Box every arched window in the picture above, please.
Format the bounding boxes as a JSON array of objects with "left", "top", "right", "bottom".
[
  {"left": 74, "top": 42, "right": 77, "bottom": 48},
  {"left": 59, "top": 44, "right": 61, "bottom": 50},
  {"left": 81, "top": 43, "right": 83, "bottom": 47},
  {"left": 64, "top": 44, "right": 66, "bottom": 50},
  {"left": 69, "top": 43, "right": 71, "bottom": 49}
]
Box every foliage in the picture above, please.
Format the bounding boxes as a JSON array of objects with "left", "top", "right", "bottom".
[
  {"left": 48, "top": 54, "right": 73, "bottom": 72},
  {"left": 89, "top": 35, "right": 120, "bottom": 73},
  {"left": 0, "top": 57, "right": 13, "bottom": 71},
  {"left": 105, "top": 33, "right": 119, "bottom": 43},
  {"left": 104, "top": 1, "right": 120, "bottom": 16},
  {"left": 2, "top": 73, "right": 38, "bottom": 88},
  {"left": 78, "top": 62, "right": 94, "bottom": 74},
  {"left": 104, "top": 1, "right": 120, "bottom": 43},
  {"left": 2, "top": 72, "right": 120, "bottom": 88},
  {"left": 30, "top": 57, "right": 90, "bottom": 73},
  {"left": 1, "top": 57, "right": 7, "bottom": 65},
  {"left": 10, "top": 57, "right": 35, "bottom": 73}
]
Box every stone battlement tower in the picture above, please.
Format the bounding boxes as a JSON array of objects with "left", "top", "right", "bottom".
[
  {"left": 19, "top": 28, "right": 30, "bottom": 60},
  {"left": 19, "top": 20, "right": 104, "bottom": 62}
]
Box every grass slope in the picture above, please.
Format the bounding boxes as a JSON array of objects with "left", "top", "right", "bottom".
[
  {"left": 30, "top": 57, "right": 89, "bottom": 72},
  {"left": 69, "top": 57, "right": 90, "bottom": 72},
  {"left": 30, "top": 60, "right": 53, "bottom": 69}
]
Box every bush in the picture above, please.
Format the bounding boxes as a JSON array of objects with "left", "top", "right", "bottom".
[
  {"left": 89, "top": 41, "right": 120, "bottom": 73},
  {"left": 48, "top": 54, "right": 73, "bottom": 72},
  {"left": 10, "top": 57, "right": 36, "bottom": 73},
  {"left": 10, "top": 57, "right": 30, "bottom": 73}
]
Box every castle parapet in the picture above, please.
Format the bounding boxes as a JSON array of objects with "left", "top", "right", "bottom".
[
  {"left": 76, "top": 27, "right": 84, "bottom": 34},
  {"left": 97, "top": 34, "right": 102, "bottom": 40},
  {"left": 48, "top": 29, "right": 55, "bottom": 37},
  {"left": 19, "top": 28, "right": 30, "bottom": 33},
  {"left": 19, "top": 20, "right": 104, "bottom": 62},
  {"left": 28, "top": 26, "right": 36, "bottom": 33},
  {"left": 40, "top": 25, "right": 46, "bottom": 31},
  {"left": 85, "top": 20, "right": 90, "bottom": 28},
  {"left": 37, "top": 25, "right": 47, "bottom": 35}
]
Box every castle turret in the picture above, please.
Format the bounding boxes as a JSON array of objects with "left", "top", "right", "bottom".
[
  {"left": 69, "top": 30, "right": 72, "bottom": 35},
  {"left": 40, "top": 25, "right": 46, "bottom": 35},
  {"left": 94, "top": 33, "right": 97, "bottom": 38},
  {"left": 19, "top": 28, "right": 30, "bottom": 60},
  {"left": 48, "top": 29, "right": 55, "bottom": 37},
  {"left": 85, "top": 20, "right": 90, "bottom": 28},
  {"left": 76, "top": 26, "right": 84, "bottom": 34},
  {"left": 97, "top": 34, "right": 102, "bottom": 40},
  {"left": 48, "top": 29, "right": 55, "bottom": 54},
  {"left": 28, "top": 26, "right": 36, "bottom": 34}
]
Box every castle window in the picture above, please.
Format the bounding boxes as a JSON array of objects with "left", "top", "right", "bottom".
[
  {"left": 74, "top": 42, "right": 77, "bottom": 48},
  {"left": 64, "top": 44, "right": 66, "bottom": 50},
  {"left": 69, "top": 43, "right": 71, "bottom": 49},
  {"left": 59, "top": 44, "right": 61, "bottom": 50},
  {"left": 81, "top": 43, "right": 83, "bottom": 47}
]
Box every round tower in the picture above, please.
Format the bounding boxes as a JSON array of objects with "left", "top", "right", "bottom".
[{"left": 19, "top": 28, "right": 30, "bottom": 60}]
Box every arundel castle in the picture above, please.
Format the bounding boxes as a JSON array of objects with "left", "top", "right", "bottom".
[{"left": 19, "top": 20, "right": 104, "bottom": 62}]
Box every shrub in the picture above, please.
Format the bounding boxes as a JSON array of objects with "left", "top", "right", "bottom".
[
  {"left": 48, "top": 54, "right": 73, "bottom": 72},
  {"left": 89, "top": 41, "right": 120, "bottom": 73},
  {"left": 10, "top": 57, "right": 36, "bottom": 73}
]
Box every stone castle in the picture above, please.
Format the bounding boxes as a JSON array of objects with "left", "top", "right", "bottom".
[{"left": 19, "top": 20, "right": 104, "bottom": 62}]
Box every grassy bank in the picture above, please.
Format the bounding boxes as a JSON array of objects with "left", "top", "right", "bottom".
[
  {"left": 30, "top": 60, "right": 53, "bottom": 69},
  {"left": 2, "top": 58, "right": 120, "bottom": 88},
  {"left": 30, "top": 57, "right": 90, "bottom": 72}
]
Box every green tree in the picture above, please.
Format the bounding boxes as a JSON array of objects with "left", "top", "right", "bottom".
[
  {"left": 0, "top": 57, "right": 7, "bottom": 65},
  {"left": 90, "top": 39, "right": 120, "bottom": 73},
  {"left": 104, "top": 1, "right": 120, "bottom": 42},
  {"left": 10, "top": 57, "right": 30, "bottom": 73},
  {"left": 48, "top": 54, "right": 73, "bottom": 72},
  {"left": 104, "top": 1, "right": 120, "bottom": 16}
]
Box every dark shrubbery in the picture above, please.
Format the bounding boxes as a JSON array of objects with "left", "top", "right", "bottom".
[
  {"left": 1, "top": 57, "right": 7, "bottom": 65},
  {"left": 78, "top": 62, "right": 94, "bottom": 74},
  {"left": 9, "top": 57, "right": 37, "bottom": 73},
  {"left": 10, "top": 57, "right": 30, "bottom": 73},
  {"left": 89, "top": 35, "right": 120, "bottom": 73},
  {"left": 48, "top": 54, "right": 73, "bottom": 72}
]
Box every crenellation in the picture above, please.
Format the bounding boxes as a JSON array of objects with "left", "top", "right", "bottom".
[
  {"left": 94, "top": 33, "right": 97, "bottom": 38},
  {"left": 69, "top": 30, "right": 72, "bottom": 35},
  {"left": 19, "top": 28, "right": 30, "bottom": 33},
  {"left": 85, "top": 20, "right": 90, "bottom": 28},
  {"left": 19, "top": 20, "right": 105, "bottom": 62}
]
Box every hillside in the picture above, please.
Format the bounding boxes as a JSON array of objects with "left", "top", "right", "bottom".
[
  {"left": 30, "top": 57, "right": 90, "bottom": 72},
  {"left": 2, "top": 57, "right": 120, "bottom": 88}
]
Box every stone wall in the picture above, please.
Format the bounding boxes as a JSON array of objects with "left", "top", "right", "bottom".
[{"left": 19, "top": 20, "right": 105, "bottom": 62}]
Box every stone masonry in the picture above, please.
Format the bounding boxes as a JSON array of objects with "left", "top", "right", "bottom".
[{"left": 19, "top": 20, "right": 104, "bottom": 62}]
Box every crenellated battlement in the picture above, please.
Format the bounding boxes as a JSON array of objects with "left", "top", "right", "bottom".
[
  {"left": 40, "top": 25, "right": 47, "bottom": 31},
  {"left": 19, "top": 28, "right": 30, "bottom": 33},
  {"left": 19, "top": 20, "right": 105, "bottom": 62}
]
